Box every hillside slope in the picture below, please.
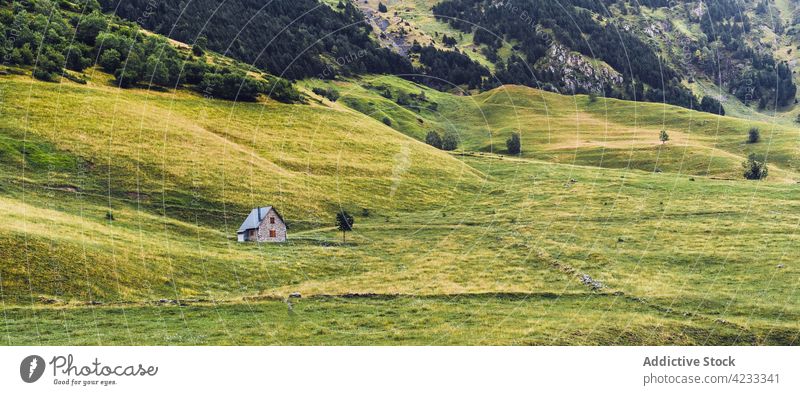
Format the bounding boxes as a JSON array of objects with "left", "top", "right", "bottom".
[
  {"left": 0, "top": 69, "right": 482, "bottom": 301},
  {"left": 361, "top": 0, "right": 799, "bottom": 119},
  {"left": 309, "top": 75, "right": 800, "bottom": 181},
  {"left": 1, "top": 69, "right": 799, "bottom": 346}
]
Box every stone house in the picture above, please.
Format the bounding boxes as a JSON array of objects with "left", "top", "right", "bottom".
[{"left": 236, "top": 206, "right": 287, "bottom": 243}]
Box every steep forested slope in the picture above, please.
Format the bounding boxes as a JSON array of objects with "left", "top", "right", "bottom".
[
  {"left": 0, "top": 0, "right": 301, "bottom": 102},
  {"left": 431, "top": 0, "right": 796, "bottom": 111},
  {"left": 100, "top": 0, "right": 414, "bottom": 80}
]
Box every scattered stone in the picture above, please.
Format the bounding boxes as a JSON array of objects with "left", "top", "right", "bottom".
[
  {"left": 617, "top": 237, "right": 625, "bottom": 243},
  {"left": 37, "top": 297, "right": 62, "bottom": 305},
  {"left": 289, "top": 292, "right": 302, "bottom": 298},
  {"left": 580, "top": 274, "right": 603, "bottom": 291},
  {"left": 777, "top": 264, "right": 785, "bottom": 269}
]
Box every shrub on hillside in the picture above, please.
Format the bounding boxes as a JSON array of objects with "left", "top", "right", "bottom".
[
  {"left": 659, "top": 130, "right": 670, "bottom": 145},
  {"left": 192, "top": 37, "right": 207, "bottom": 57},
  {"left": 183, "top": 60, "right": 207, "bottom": 85},
  {"left": 506, "top": 132, "right": 521, "bottom": 154},
  {"left": 200, "top": 71, "right": 264, "bottom": 102},
  {"left": 98, "top": 49, "right": 121, "bottom": 73},
  {"left": 742, "top": 153, "right": 768, "bottom": 180},
  {"left": 441, "top": 131, "right": 459, "bottom": 151},
  {"left": 425, "top": 131, "right": 443, "bottom": 149},
  {"left": 748, "top": 127, "right": 760, "bottom": 144},
  {"left": 699, "top": 96, "right": 725, "bottom": 116},
  {"left": 74, "top": 11, "right": 108, "bottom": 45},
  {"left": 65, "top": 45, "right": 92, "bottom": 72},
  {"left": 265, "top": 77, "right": 302, "bottom": 103},
  {"left": 114, "top": 52, "right": 144, "bottom": 88},
  {"left": 335, "top": 211, "right": 354, "bottom": 242},
  {"left": 32, "top": 48, "right": 66, "bottom": 82},
  {"left": 312, "top": 87, "right": 340, "bottom": 102}
]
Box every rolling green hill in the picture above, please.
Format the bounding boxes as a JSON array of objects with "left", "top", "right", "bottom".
[
  {"left": 362, "top": 0, "right": 800, "bottom": 120},
  {"left": 309, "top": 75, "right": 800, "bottom": 180},
  {"left": 1, "top": 0, "right": 799, "bottom": 346},
  {"left": 0, "top": 69, "right": 481, "bottom": 301},
  {"left": 2, "top": 67, "right": 799, "bottom": 345}
]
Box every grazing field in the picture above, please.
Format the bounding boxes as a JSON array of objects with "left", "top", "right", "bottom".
[
  {"left": 308, "top": 75, "right": 800, "bottom": 181},
  {"left": 1, "top": 70, "right": 799, "bottom": 345}
]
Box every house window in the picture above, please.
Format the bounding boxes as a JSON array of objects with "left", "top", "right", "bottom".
[
  {"left": 269, "top": 230, "right": 276, "bottom": 238},
  {"left": 270, "top": 217, "right": 275, "bottom": 224}
]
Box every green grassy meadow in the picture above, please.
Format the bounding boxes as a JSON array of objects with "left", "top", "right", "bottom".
[{"left": 1, "top": 68, "right": 799, "bottom": 345}]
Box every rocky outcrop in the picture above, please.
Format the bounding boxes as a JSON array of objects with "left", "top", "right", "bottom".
[{"left": 541, "top": 43, "right": 623, "bottom": 94}]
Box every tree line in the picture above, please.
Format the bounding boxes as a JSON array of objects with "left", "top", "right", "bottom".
[
  {"left": 433, "top": 0, "right": 797, "bottom": 113},
  {"left": 100, "top": 0, "right": 413, "bottom": 81},
  {"left": 1, "top": 0, "right": 301, "bottom": 102}
]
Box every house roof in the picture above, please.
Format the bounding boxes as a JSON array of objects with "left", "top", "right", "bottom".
[{"left": 237, "top": 206, "right": 285, "bottom": 233}]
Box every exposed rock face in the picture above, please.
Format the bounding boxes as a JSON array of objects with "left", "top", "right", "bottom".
[
  {"left": 357, "top": 3, "right": 413, "bottom": 56},
  {"left": 541, "top": 43, "right": 623, "bottom": 94}
]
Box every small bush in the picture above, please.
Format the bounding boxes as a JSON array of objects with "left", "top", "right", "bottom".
[
  {"left": 200, "top": 71, "right": 265, "bottom": 102},
  {"left": 659, "top": 130, "right": 669, "bottom": 144},
  {"left": 99, "top": 49, "right": 122, "bottom": 73},
  {"left": 425, "top": 131, "right": 443, "bottom": 149},
  {"left": 441, "top": 131, "right": 459, "bottom": 151},
  {"left": 382, "top": 117, "right": 392, "bottom": 126},
  {"left": 378, "top": 2, "right": 388, "bottom": 12},
  {"left": 192, "top": 37, "right": 207, "bottom": 57},
  {"left": 699, "top": 95, "right": 725, "bottom": 116},
  {"left": 265, "top": 77, "right": 302, "bottom": 103},
  {"left": 742, "top": 153, "right": 768, "bottom": 180},
  {"left": 748, "top": 127, "right": 760, "bottom": 144},
  {"left": 506, "top": 132, "right": 521, "bottom": 154},
  {"left": 312, "top": 87, "right": 340, "bottom": 102}
]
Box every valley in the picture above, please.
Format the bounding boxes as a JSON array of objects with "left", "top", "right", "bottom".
[{"left": 1, "top": 0, "right": 799, "bottom": 345}]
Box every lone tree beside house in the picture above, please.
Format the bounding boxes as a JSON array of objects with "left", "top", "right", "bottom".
[{"left": 335, "top": 211, "right": 354, "bottom": 243}]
